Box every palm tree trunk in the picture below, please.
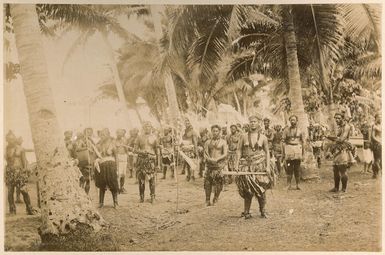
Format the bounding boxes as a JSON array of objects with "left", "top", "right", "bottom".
[
  {"left": 233, "top": 90, "right": 241, "bottom": 113},
  {"left": 133, "top": 106, "right": 144, "bottom": 124},
  {"left": 10, "top": 4, "right": 106, "bottom": 241},
  {"left": 242, "top": 91, "right": 248, "bottom": 117},
  {"left": 101, "top": 32, "right": 136, "bottom": 127},
  {"left": 282, "top": 5, "right": 318, "bottom": 180},
  {"left": 150, "top": 5, "right": 180, "bottom": 127}
]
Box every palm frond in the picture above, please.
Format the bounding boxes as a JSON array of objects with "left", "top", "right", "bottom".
[{"left": 340, "top": 4, "right": 381, "bottom": 50}]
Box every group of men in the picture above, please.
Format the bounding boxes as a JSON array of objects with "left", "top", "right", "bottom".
[{"left": 6, "top": 110, "right": 380, "bottom": 219}]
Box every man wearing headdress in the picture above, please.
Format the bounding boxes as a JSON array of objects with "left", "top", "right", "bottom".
[
  {"left": 327, "top": 113, "right": 355, "bottom": 192},
  {"left": 135, "top": 122, "right": 160, "bottom": 203},
  {"left": 127, "top": 128, "right": 140, "bottom": 181},
  {"left": 235, "top": 115, "right": 272, "bottom": 219},
  {"left": 180, "top": 118, "right": 198, "bottom": 181},
  {"left": 115, "top": 129, "right": 128, "bottom": 193},
  {"left": 94, "top": 128, "right": 119, "bottom": 208},
  {"left": 160, "top": 127, "right": 175, "bottom": 179},
  {"left": 5, "top": 131, "right": 36, "bottom": 215},
  {"left": 204, "top": 125, "right": 228, "bottom": 206},
  {"left": 282, "top": 115, "right": 305, "bottom": 190}
]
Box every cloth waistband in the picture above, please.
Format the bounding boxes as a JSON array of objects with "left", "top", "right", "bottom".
[{"left": 100, "top": 156, "right": 115, "bottom": 163}]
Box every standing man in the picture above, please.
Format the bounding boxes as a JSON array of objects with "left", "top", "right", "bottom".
[
  {"left": 115, "top": 129, "right": 128, "bottom": 193},
  {"left": 227, "top": 124, "right": 241, "bottom": 183},
  {"left": 282, "top": 115, "right": 305, "bottom": 190},
  {"left": 327, "top": 113, "right": 354, "bottom": 192},
  {"left": 263, "top": 118, "right": 274, "bottom": 156},
  {"left": 5, "top": 131, "right": 36, "bottom": 215},
  {"left": 204, "top": 125, "right": 228, "bottom": 206},
  {"left": 370, "top": 113, "right": 382, "bottom": 179},
  {"left": 94, "top": 128, "right": 119, "bottom": 208},
  {"left": 160, "top": 127, "right": 175, "bottom": 179},
  {"left": 197, "top": 128, "right": 210, "bottom": 178},
  {"left": 127, "top": 128, "right": 139, "bottom": 181},
  {"left": 64, "top": 130, "right": 76, "bottom": 159},
  {"left": 180, "top": 118, "right": 198, "bottom": 181},
  {"left": 135, "top": 122, "right": 160, "bottom": 203},
  {"left": 235, "top": 115, "right": 271, "bottom": 219},
  {"left": 272, "top": 125, "right": 284, "bottom": 176},
  {"left": 74, "top": 132, "right": 92, "bottom": 195}
]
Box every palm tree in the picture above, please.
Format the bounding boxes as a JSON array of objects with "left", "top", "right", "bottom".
[
  {"left": 40, "top": 4, "right": 142, "bottom": 128},
  {"left": 9, "top": 4, "right": 107, "bottom": 243}
]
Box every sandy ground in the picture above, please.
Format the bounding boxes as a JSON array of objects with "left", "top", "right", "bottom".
[{"left": 4, "top": 162, "right": 382, "bottom": 251}]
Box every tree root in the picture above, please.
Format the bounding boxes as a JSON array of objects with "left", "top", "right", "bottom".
[{"left": 38, "top": 222, "right": 119, "bottom": 251}]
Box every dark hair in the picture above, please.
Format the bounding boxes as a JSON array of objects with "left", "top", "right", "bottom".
[
  {"left": 211, "top": 124, "right": 221, "bottom": 131},
  {"left": 334, "top": 112, "right": 344, "bottom": 118},
  {"left": 289, "top": 115, "right": 298, "bottom": 121},
  {"left": 263, "top": 118, "right": 270, "bottom": 122},
  {"left": 375, "top": 113, "right": 381, "bottom": 119}
]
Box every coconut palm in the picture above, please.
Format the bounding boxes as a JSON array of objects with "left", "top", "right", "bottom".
[
  {"left": 38, "top": 4, "right": 143, "bottom": 128},
  {"left": 9, "top": 4, "right": 106, "bottom": 242}
]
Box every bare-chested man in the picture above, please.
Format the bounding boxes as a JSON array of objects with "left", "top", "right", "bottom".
[
  {"left": 227, "top": 124, "right": 241, "bottom": 184},
  {"left": 5, "top": 131, "right": 36, "bottom": 215},
  {"left": 135, "top": 122, "right": 160, "bottom": 203},
  {"left": 235, "top": 115, "right": 271, "bottom": 219},
  {"left": 204, "top": 125, "right": 228, "bottom": 206},
  {"left": 370, "top": 113, "right": 382, "bottom": 179},
  {"left": 180, "top": 118, "right": 198, "bottom": 181},
  {"left": 160, "top": 127, "right": 175, "bottom": 179},
  {"left": 127, "top": 128, "right": 139, "bottom": 181},
  {"left": 115, "top": 129, "right": 128, "bottom": 193}
]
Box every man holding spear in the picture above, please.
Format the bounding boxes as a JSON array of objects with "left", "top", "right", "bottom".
[{"left": 234, "top": 114, "right": 272, "bottom": 219}]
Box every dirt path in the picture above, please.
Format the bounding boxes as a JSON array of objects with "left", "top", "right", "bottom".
[{"left": 5, "top": 163, "right": 381, "bottom": 251}]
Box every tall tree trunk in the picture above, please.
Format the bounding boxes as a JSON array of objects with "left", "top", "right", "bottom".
[
  {"left": 10, "top": 3, "right": 106, "bottom": 242},
  {"left": 133, "top": 106, "right": 144, "bottom": 124},
  {"left": 101, "top": 32, "right": 137, "bottom": 127},
  {"left": 233, "top": 90, "right": 241, "bottom": 114},
  {"left": 150, "top": 5, "right": 180, "bottom": 127},
  {"left": 242, "top": 91, "right": 248, "bottom": 117},
  {"left": 282, "top": 5, "right": 318, "bottom": 180}
]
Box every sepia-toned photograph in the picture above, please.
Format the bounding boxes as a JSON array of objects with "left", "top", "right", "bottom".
[{"left": 3, "top": 2, "right": 382, "bottom": 252}]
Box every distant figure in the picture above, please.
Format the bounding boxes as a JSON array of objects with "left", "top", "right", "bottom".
[
  {"left": 160, "top": 127, "right": 175, "bottom": 179},
  {"left": 221, "top": 126, "right": 228, "bottom": 140},
  {"left": 197, "top": 128, "right": 210, "bottom": 178},
  {"left": 64, "top": 130, "right": 76, "bottom": 159},
  {"left": 115, "top": 129, "right": 128, "bottom": 193},
  {"left": 361, "top": 123, "right": 373, "bottom": 174},
  {"left": 204, "top": 125, "right": 227, "bottom": 206},
  {"left": 74, "top": 131, "right": 92, "bottom": 195},
  {"left": 272, "top": 125, "right": 284, "bottom": 176},
  {"left": 127, "top": 128, "right": 139, "bottom": 181},
  {"left": 226, "top": 124, "right": 241, "bottom": 184},
  {"left": 370, "top": 113, "right": 382, "bottom": 179},
  {"left": 5, "top": 131, "right": 36, "bottom": 215},
  {"left": 263, "top": 118, "right": 274, "bottom": 156},
  {"left": 180, "top": 118, "right": 198, "bottom": 181}
]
